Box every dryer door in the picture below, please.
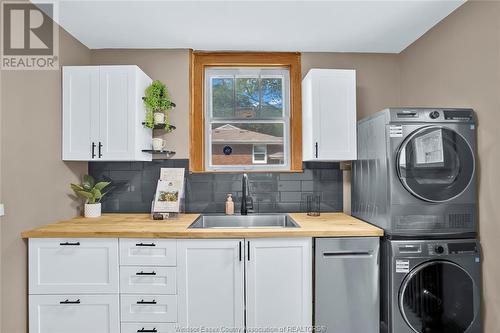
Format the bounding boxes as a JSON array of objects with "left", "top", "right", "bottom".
[
  {"left": 399, "top": 260, "right": 476, "bottom": 333},
  {"left": 397, "top": 126, "right": 474, "bottom": 202}
]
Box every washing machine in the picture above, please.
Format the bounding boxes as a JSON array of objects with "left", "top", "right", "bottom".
[
  {"left": 352, "top": 108, "right": 476, "bottom": 237},
  {"left": 381, "top": 238, "right": 481, "bottom": 333}
]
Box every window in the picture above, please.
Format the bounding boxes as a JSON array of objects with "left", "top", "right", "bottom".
[
  {"left": 205, "top": 67, "right": 289, "bottom": 170},
  {"left": 190, "top": 52, "right": 302, "bottom": 172},
  {"left": 253, "top": 145, "right": 268, "bottom": 164}
]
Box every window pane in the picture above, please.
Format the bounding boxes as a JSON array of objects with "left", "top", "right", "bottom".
[
  {"left": 236, "top": 77, "right": 260, "bottom": 118},
  {"left": 261, "top": 77, "right": 283, "bottom": 117},
  {"left": 211, "top": 123, "right": 285, "bottom": 166},
  {"left": 212, "top": 78, "right": 234, "bottom": 117}
]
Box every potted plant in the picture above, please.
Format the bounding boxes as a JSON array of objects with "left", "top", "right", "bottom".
[
  {"left": 70, "top": 175, "right": 111, "bottom": 218},
  {"left": 143, "top": 80, "right": 174, "bottom": 130}
]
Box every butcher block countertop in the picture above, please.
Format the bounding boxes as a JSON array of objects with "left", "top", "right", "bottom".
[{"left": 21, "top": 213, "right": 383, "bottom": 238}]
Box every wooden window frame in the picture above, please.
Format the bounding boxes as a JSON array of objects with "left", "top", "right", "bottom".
[{"left": 189, "top": 51, "right": 302, "bottom": 172}]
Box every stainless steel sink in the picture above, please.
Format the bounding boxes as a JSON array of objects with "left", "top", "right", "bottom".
[{"left": 188, "top": 214, "right": 300, "bottom": 229}]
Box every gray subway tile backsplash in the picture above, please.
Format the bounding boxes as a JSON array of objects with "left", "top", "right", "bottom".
[{"left": 89, "top": 159, "right": 343, "bottom": 214}]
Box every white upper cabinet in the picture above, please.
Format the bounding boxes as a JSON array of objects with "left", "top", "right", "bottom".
[
  {"left": 302, "top": 69, "right": 357, "bottom": 161},
  {"left": 245, "top": 238, "right": 312, "bottom": 328},
  {"left": 63, "top": 65, "right": 152, "bottom": 161}
]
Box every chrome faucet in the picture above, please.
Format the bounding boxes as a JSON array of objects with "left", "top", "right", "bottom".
[{"left": 241, "top": 173, "right": 253, "bottom": 215}]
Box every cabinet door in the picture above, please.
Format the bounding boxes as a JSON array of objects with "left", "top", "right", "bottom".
[
  {"left": 62, "top": 66, "right": 100, "bottom": 160},
  {"left": 303, "top": 69, "right": 356, "bottom": 161},
  {"left": 99, "top": 66, "right": 135, "bottom": 160},
  {"left": 246, "top": 238, "right": 312, "bottom": 327},
  {"left": 177, "top": 239, "right": 245, "bottom": 328},
  {"left": 315, "top": 69, "right": 356, "bottom": 160},
  {"left": 29, "top": 294, "right": 120, "bottom": 333},
  {"left": 29, "top": 238, "right": 119, "bottom": 294},
  {"left": 120, "top": 239, "right": 177, "bottom": 266}
]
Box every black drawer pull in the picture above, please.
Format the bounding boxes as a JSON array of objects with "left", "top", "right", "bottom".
[
  {"left": 137, "top": 299, "right": 156, "bottom": 305},
  {"left": 137, "top": 328, "right": 157, "bottom": 333},
  {"left": 59, "top": 242, "right": 80, "bottom": 246},
  {"left": 135, "top": 242, "right": 156, "bottom": 247},
  {"left": 60, "top": 299, "right": 80, "bottom": 304},
  {"left": 136, "top": 271, "right": 156, "bottom": 276}
]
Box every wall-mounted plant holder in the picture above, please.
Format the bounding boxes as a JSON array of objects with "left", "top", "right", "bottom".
[
  {"left": 141, "top": 150, "right": 176, "bottom": 159},
  {"left": 142, "top": 123, "right": 176, "bottom": 132}
]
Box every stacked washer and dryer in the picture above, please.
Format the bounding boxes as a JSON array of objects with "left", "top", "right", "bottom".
[{"left": 352, "top": 108, "right": 481, "bottom": 333}]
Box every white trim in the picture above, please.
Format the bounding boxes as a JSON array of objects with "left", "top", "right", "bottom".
[
  {"left": 204, "top": 67, "right": 290, "bottom": 171},
  {"left": 252, "top": 145, "right": 267, "bottom": 164}
]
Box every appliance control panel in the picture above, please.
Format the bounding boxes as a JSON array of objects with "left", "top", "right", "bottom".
[
  {"left": 389, "top": 108, "right": 475, "bottom": 123},
  {"left": 428, "top": 243, "right": 449, "bottom": 255},
  {"left": 394, "top": 241, "right": 478, "bottom": 256}
]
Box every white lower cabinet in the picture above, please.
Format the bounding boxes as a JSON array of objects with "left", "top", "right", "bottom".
[
  {"left": 121, "top": 323, "right": 177, "bottom": 333},
  {"left": 121, "top": 295, "right": 178, "bottom": 323},
  {"left": 120, "top": 266, "right": 177, "bottom": 294},
  {"left": 246, "top": 238, "right": 312, "bottom": 327},
  {"left": 29, "top": 294, "right": 120, "bottom": 333},
  {"left": 177, "top": 239, "right": 245, "bottom": 328},
  {"left": 176, "top": 238, "right": 312, "bottom": 329},
  {"left": 29, "top": 238, "right": 119, "bottom": 294},
  {"left": 29, "top": 237, "right": 313, "bottom": 332}
]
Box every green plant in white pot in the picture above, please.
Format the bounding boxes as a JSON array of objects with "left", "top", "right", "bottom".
[
  {"left": 143, "top": 80, "right": 174, "bottom": 129},
  {"left": 71, "top": 175, "right": 111, "bottom": 218}
]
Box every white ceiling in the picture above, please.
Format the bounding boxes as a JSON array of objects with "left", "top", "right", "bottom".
[{"left": 36, "top": 0, "right": 466, "bottom": 53}]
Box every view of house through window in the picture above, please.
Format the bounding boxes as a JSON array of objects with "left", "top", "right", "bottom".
[{"left": 205, "top": 68, "right": 290, "bottom": 170}]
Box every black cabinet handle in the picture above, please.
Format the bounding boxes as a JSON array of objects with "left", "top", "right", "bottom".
[
  {"left": 315, "top": 142, "right": 319, "bottom": 158},
  {"left": 136, "top": 271, "right": 156, "bottom": 276},
  {"left": 135, "top": 242, "right": 156, "bottom": 247},
  {"left": 247, "top": 241, "right": 250, "bottom": 261},
  {"left": 239, "top": 241, "right": 242, "bottom": 262},
  {"left": 59, "top": 242, "right": 80, "bottom": 246},
  {"left": 60, "top": 299, "right": 80, "bottom": 304},
  {"left": 91, "top": 142, "right": 96, "bottom": 159},
  {"left": 98, "top": 142, "right": 103, "bottom": 158},
  {"left": 137, "top": 328, "right": 157, "bottom": 333},
  {"left": 137, "top": 299, "right": 156, "bottom": 305}
]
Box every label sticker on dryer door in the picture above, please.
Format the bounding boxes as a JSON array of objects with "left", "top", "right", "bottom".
[
  {"left": 389, "top": 125, "right": 403, "bottom": 137},
  {"left": 396, "top": 260, "right": 410, "bottom": 273}
]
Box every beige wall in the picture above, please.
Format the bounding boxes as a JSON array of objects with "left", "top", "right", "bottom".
[
  {"left": 302, "top": 53, "right": 401, "bottom": 119},
  {"left": 2, "top": 2, "right": 499, "bottom": 331},
  {"left": 0, "top": 28, "right": 90, "bottom": 332},
  {"left": 90, "top": 49, "right": 190, "bottom": 158},
  {"left": 399, "top": 2, "right": 500, "bottom": 332},
  {"left": 88, "top": 51, "right": 401, "bottom": 160}
]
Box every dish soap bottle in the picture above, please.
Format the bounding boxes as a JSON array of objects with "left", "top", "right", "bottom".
[{"left": 225, "top": 194, "right": 234, "bottom": 215}]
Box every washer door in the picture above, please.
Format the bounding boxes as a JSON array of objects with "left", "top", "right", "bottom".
[
  {"left": 397, "top": 126, "right": 474, "bottom": 202},
  {"left": 399, "top": 260, "right": 476, "bottom": 333}
]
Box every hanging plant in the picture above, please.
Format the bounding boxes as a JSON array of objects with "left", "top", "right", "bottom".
[{"left": 143, "top": 80, "right": 174, "bottom": 130}]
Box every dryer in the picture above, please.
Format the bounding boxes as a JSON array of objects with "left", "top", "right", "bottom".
[
  {"left": 352, "top": 108, "right": 476, "bottom": 237},
  {"left": 380, "top": 238, "right": 481, "bottom": 333}
]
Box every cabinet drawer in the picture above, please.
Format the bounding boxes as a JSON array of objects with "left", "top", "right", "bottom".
[
  {"left": 29, "top": 238, "right": 119, "bottom": 294},
  {"left": 121, "top": 295, "right": 177, "bottom": 323},
  {"left": 121, "top": 323, "right": 176, "bottom": 333},
  {"left": 120, "top": 266, "right": 177, "bottom": 294},
  {"left": 120, "top": 239, "right": 176, "bottom": 266},
  {"left": 29, "top": 294, "right": 120, "bottom": 333}
]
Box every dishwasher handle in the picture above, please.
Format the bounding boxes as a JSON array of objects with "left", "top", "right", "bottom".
[{"left": 322, "top": 251, "right": 373, "bottom": 258}]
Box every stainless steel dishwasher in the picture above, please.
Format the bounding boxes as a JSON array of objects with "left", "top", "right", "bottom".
[{"left": 315, "top": 237, "right": 380, "bottom": 333}]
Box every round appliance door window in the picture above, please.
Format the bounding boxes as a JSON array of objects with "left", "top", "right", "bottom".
[
  {"left": 397, "top": 126, "right": 474, "bottom": 202},
  {"left": 399, "top": 260, "right": 476, "bottom": 333}
]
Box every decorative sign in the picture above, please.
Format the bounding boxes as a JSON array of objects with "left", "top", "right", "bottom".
[
  {"left": 153, "top": 168, "right": 185, "bottom": 213},
  {"left": 223, "top": 145, "right": 233, "bottom": 156}
]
